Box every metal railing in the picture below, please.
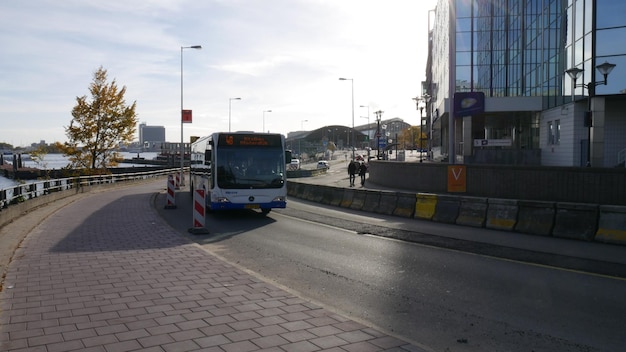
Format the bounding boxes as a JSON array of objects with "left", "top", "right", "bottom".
[{"left": 0, "top": 168, "right": 179, "bottom": 210}]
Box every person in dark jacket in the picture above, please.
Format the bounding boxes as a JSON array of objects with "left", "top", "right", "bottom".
[
  {"left": 358, "top": 162, "right": 367, "bottom": 186},
  {"left": 347, "top": 160, "right": 357, "bottom": 187}
]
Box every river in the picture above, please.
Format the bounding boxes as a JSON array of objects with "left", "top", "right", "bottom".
[{"left": 0, "top": 152, "right": 159, "bottom": 188}]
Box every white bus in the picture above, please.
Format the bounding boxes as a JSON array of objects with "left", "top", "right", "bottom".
[{"left": 190, "top": 132, "right": 291, "bottom": 214}]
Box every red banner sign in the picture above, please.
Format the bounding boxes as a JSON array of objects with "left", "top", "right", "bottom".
[{"left": 182, "top": 109, "right": 192, "bottom": 123}]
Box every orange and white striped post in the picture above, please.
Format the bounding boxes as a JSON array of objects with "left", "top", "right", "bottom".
[
  {"left": 188, "top": 187, "right": 209, "bottom": 234},
  {"left": 164, "top": 174, "right": 177, "bottom": 209},
  {"left": 175, "top": 173, "right": 181, "bottom": 190}
]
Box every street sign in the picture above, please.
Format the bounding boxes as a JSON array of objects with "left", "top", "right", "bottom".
[{"left": 182, "top": 109, "right": 192, "bottom": 123}]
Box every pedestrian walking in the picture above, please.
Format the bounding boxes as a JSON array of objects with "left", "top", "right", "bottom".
[
  {"left": 347, "top": 160, "right": 357, "bottom": 187},
  {"left": 358, "top": 161, "right": 367, "bottom": 186}
]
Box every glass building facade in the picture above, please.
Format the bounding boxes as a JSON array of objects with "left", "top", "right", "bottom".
[{"left": 426, "top": 0, "right": 626, "bottom": 167}]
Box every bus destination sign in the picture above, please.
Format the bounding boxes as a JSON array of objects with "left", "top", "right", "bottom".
[{"left": 219, "top": 133, "right": 282, "bottom": 147}]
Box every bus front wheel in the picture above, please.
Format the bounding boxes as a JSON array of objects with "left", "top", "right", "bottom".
[{"left": 261, "top": 208, "right": 271, "bottom": 215}]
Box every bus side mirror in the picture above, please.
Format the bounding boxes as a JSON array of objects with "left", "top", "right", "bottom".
[{"left": 285, "top": 150, "right": 292, "bottom": 163}]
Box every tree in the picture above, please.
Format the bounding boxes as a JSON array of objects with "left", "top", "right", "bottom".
[
  {"left": 57, "top": 66, "right": 137, "bottom": 171},
  {"left": 399, "top": 126, "right": 425, "bottom": 150}
]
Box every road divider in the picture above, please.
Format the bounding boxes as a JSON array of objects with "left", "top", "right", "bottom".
[
  {"left": 552, "top": 202, "right": 598, "bottom": 241},
  {"left": 286, "top": 181, "right": 625, "bottom": 246},
  {"left": 415, "top": 193, "right": 437, "bottom": 220},
  {"left": 595, "top": 205, "right": 626, "bottom": 245},
  {"left": 376, "top": 191, "right": 397, "bottom": 215},
  {"left": 486, "top": 198, "right": 518, "bottom": 231},
  {"left": 432, "top": 194, "right": 460, "bottom": 224},
  {"left": 515, "top": 200, "right": 554, "bottom": 236},
  {"left": 456, "top": 196, "right": 488, "bottom": 227}
]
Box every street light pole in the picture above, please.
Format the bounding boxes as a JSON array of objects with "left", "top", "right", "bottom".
[
  {"left": 228, "top": 97, "right": 241, "bottom": 132},
  {"left": 360, "top": 105, "right": 370, "bottom": 149},
  {"left": 180, "top": 44, "right": 202, "bottom": 187},
  {"left": 263, "top": 109, "right": 272, "bottom": 132},
  {"left": 566, "top": 61, "right": 616, "bottom": 167},
  {"left": 419, "top": 106, "right": 424, "bottom": 162},
  {"left": 339, "top": 78, "right": 355, "bottom": 160},
  {"left": 374, "top": 110, "right": 383, "bottom": 159}
]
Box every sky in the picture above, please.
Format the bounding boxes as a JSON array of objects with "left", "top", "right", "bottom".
[{"left": 0, "top": 0, "right": 438, "bottom": 147}]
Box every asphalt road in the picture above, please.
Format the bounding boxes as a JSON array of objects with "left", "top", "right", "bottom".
[{"left": 158, "top": 186, "right": 626, "bottom": 352}]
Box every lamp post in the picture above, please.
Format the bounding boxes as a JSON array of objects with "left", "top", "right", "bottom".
[
  {"left": 413, "top": 94, "right": 431, "bottom": 163},
  {"left": 419, "top": 106, "right": 424, "bottom": 162},
  {"left": 228, "top": 97, "right": 241, "bottom": 132},
  {"left": 360, "top": 105, "right": 370, "bottom": 149},
  {"left": 566, "top": 61, "right": 616, "bottom": 167},
  {"left": 374, "top": 110, "right": 383, "bottom": 159},
  {"left": 339, "top": 78, "right": 355, "bottom": 160},
  {"left": 263, "top": 109, "right": 272, "bottom": 132},
  {"left": 180, "top": 44, "right": 202, "bottom": 187}
]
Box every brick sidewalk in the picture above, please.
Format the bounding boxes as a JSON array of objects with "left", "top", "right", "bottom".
[{"left": 0, "top": 181, "right": 425, "bottom": 352}]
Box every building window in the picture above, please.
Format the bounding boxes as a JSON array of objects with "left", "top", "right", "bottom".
[
  {"left": 555, "top": 119, "right": 560, "bottom": 145},
  {"left": 548, "top": 121, "right": 554, "bottom": 145}
]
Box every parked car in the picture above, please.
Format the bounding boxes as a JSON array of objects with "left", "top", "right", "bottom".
[{"left": 316, "top": 160, "right": 330, "bottom": 169}]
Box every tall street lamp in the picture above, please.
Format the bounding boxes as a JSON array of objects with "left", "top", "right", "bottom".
[
  {"left": 339, "top": 78, "right": 355, "bottom": 160},
  {"left": 180, "top": 44, "right": 202, "bottom": 187},
  {"left": 228, "top": 97, "right": 241, "bottom": 132},
  {"left": 263, "top": 109, "right": 272, "bottom": 132},
  {"left": 419, "top": 106, "right": 424, "bottom": 162},
  {"left": 360, "top": 105, "right": 370, "bottom": 149},
  {"left": 374, "top": 110, "right": 384, "bottom": 159},
  {"left": 566, "top": 61, "right": 616, "bottom": 167}
]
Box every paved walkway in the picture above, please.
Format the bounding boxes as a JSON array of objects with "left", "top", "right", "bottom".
[{"left": 0, "top": 181, "right": 425, "bottom": 352}]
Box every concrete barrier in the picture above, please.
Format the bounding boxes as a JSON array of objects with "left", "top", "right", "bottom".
[
  {"left": 350, "top": 189, "right": 366, "bottom": 210},
  {"left": 286, "top": 180, "right": 626, "bottom": 247},
  {"left": 393, "top": 192, "right": 416, "bottom": 218},
  {"left": 302, "top": 184, "right": 316, "bottom": 202},
  {"left": 308, "top": 184, "right": 325, "bottom": 203},
  {"left": 339, "top": 188, "right": 355, "bottom": 208},
  {"left": 552, "top": 202, "right": 598, "bottom": 241},
  {"left": 415, "top": 193, "right": 437, "bottom": 220},
  {"left": 362, "top": 190, "right": 381, "bottom": 213},
  {"left": 515, "top": 200, "right": 555, "bottom": 236},
  {"left": 486, "top": 198, "right": 518, "bottom": 231},
  {"left": 456, "top": 196, "right": 488, "bottom": 228},
  {"left": 329, "top": 187, "right": 344, "bottom": 207},
  {"left": 432, "top": 194, "right": 461, "bottom": 224},
  {"left": 595, "top": 205, "right": 626, "bottom": 245},
  {"left": 319, "top": 186, "right": 336, "bottom": 205},
  {"left": 286, "top": 182, "right": 296, "bottom": 196},
  {"left": 376, "top": 191, "right": 398, "bottom": 215}
]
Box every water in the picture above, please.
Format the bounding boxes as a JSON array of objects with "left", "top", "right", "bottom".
[{"left": 1, "top": 152, "right": 160, "bottom": 189}]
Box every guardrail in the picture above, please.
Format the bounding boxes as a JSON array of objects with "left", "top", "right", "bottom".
[{"left": 0, "top": 168, "right": 179, "bottom": 211}]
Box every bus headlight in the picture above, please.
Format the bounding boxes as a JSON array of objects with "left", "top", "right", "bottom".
[
  {"left": 272, "top": 196, "right": 286, "bottom": 202},
  {"left": 216, "top": 197, "right": 231, "bottom": 203}
]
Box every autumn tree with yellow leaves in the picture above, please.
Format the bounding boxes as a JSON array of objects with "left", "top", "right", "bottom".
[
  {"left": 398, "top": 126, "right": 427, "bottom": 150},
  {"left": 57, "top": 66, "right": 137, "bottom": 171}
]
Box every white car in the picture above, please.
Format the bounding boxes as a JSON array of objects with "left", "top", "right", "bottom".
[{"left": 316, "top": 160, "right": 330, "bottom": 169}]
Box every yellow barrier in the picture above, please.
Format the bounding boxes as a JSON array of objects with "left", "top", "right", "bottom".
[{"left": 415, "top": 193, "right": 437, "bottom": 220}]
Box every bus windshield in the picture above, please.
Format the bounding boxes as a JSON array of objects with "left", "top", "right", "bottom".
[{"left": 216, "top": 147, "right": 285, "bottom": 189}]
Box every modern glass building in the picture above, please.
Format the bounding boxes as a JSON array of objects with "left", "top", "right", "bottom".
[{"left": 425, "top": 0, "right": 626, "bottom": 167}]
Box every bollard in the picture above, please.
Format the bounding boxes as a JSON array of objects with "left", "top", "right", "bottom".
[
  {"left": 175, "top": 173, "right": 181, "bottom": 190},
  {"left": 188, "top": 187, "right": 210, "bottom": 234},
  {"left": 164, "top": 175, "right": 177, "bottom": 209}
]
